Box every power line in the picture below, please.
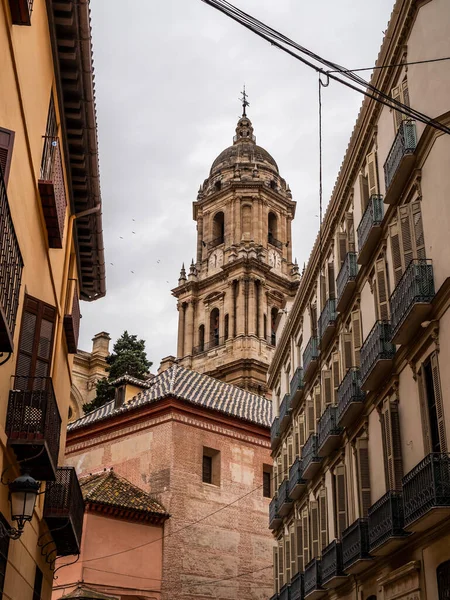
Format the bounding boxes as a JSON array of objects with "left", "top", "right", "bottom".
[{"left": 328, "top": 55, "right": 450, "bottom": 74}]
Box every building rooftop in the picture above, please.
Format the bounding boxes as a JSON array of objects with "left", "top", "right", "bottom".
[{"left": 69, "top": 363, "right": 272, "bottom": 431}]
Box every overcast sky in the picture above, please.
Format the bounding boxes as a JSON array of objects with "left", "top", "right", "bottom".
[{"left": 79, "top": 0, "right": 395, "bottom": 368}]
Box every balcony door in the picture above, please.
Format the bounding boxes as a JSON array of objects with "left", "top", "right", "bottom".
[{"left": 438, "top": 560, "right": 450, "bottom": 600}]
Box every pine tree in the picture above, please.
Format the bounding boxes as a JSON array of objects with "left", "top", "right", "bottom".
[{"left": 82, "top": 331, "right": 152, "bottom": 414}]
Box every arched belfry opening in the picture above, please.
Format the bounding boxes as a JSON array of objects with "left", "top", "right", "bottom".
[
  {"left": 271, "top": 307, "right": 278, "bottom": 345},
  {"left": 198, "top": 324, "right": 205, "bottom": 352},
  {"left": 268, "top": 212, "right": 278, "bottom": 245},
  {"left": 212, "top": 212, "right": 224, "bottom": 245},
  {"left": 210, "top": 308, "right": 220, "bottom": 346}
]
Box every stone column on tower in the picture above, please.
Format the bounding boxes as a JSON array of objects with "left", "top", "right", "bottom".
[
  {"left": 184, "top": 300, "right": 195, "bottom": 356},
  {"left": 248, "top": 277, "right": 257, "bottom": 336},
  {"left": 197, "top": 216, "right": 203, "bottom": 265},
  {"left": 177, "top": 302, "right": 185, "bottom": 358},
  {"left": 236, "top": 278, "right": 246, "bottom": 336}
]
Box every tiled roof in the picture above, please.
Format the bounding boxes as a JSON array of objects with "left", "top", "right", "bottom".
[
  {"left": 69, "top": 363, "right": 271, "bottom": 431},
  {"left": 80, "top": 469, "right": 168, "bottom": 517},
  {"left": 110, "top": 374, "right": 153, "bottom": 388}
]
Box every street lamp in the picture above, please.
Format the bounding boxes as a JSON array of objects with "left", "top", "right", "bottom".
[{"left": 0, "top": 472, "right": 40, "bottom": 539}]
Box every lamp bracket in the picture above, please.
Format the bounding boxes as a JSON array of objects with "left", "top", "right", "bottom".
[{"left": 0, "top": 520, "right": 21, "bottom": 540}]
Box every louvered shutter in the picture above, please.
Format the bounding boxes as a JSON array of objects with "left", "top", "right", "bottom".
[
  {"left": 294, "top": 418, "right": 300, "bottom": 457},
  {"left": 288, "top": 435, "right": 294, "bottom": 468},
  {"left": 418, "top": 367, "right": 432, "bottom": 455},
  {"left": 375, "top": 258, "right": 390, "bottom": 320},
  {"left": 332, "top": 351, "right": 340, "bottom": 403},
  {"left": 351, "top": 310, "right": 362, "bottom": 368},
  {"left": 290, "top": 524, "right": 296, "bottom": 578},
  {"left": 278, "top": 538, "right": 284, "bottom": 590},
  {"left": 311, "top": 501, "right": 320, "bottom": 559},
  {"left": 320, "top": 274, "right": 327, "bottom": 310},
  {"left": 273, "top": 546, "right": 279, "bottom": 594},
  {"left": 390, "top": 221, "right": 403, "bottom": 285},
  {"left": 343, "top": 332, "right": 353, "bottom": 372},
  {"left": 399, "top": 205, "right": 414, "bottom": 269},
  {"left": 302, "top": 507, "right": 310, "bottom": 566},
  {"left": 299, "top": 413, "right": 306, "bottom": 449},
  {"left": 307, "top": 398, "right": 315, "bottom": 437},
  {"left": 0, "top": 127, "right": 15, "bottom": 186},
  {"left": 285, "top": 535, "right": 291, "bottom": 584},
  {"left": 314, "top": 385, "right": 322, "bottom": 425},
  {"left": 283, "top": 446, "right": 288, "bottom": 482},
  {"left": 391, "top": 85, "right": 403, "bottom": 130},
  {"left": 411, "top": 201, "right": 426, "bottom": 259},
  {"left": 356, "top": 438, "right": 371, "bottom": 518},
  {"left": 431, "top": 353, "right": 447, "bottom": 452},
  {"left": 328, "top": 262, "right": 335, "bottom": 299},
  {"left": 338, "top": 233, "right": 348, "bottom": 267},
  {"left": 319, "top": 488, "right": 328, "bottom": 552},
  {"left": 323, "top": 370, "right": 332, "bottom": 407},
  {"left": 402, "top": 80, "right": 410, "bottom": 108},
  {"left": 335, "top": 464, "right": 347, "bottom": 538},
  {"left": 295, "top": 518, "right": 303, "bottom": 573},
  {"left": 382, "top": 398, "right": 404, "bottom": 491},
  {"left": 277, "top": 455, "right": 283, "bottom": 490},
  {"left": 359, "top": 173, "right": 370, "bottom": 212},
  {"left": 366, "top": 151, "right": 379, "bottom": 196},
  {"left": 346, "top": 212, "right": 355, "bottom": 253}
]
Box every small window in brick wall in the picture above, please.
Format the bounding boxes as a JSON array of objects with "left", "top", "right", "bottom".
[
  {"left": 202, "top": 447, "right": 220, "bottom": 486},
  {"left": 263, "top": 466, "right": 272, "bottom": 498}
]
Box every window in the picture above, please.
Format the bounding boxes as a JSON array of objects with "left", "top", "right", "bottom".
[
  {"left": 334, "top": 463, "right": 347, "bottom": 538},
  {"left": 271, "top": 307, "right": 278, "bottom": 345},
  {"left": 209, "top": 308, "right": 219, "bottom": 346},
  {"left": 391, "top": 78, "right": 410, "bottom": 130},
  {"left": 419, "top": 353, "right": 447, "bottom": 453},
  {"left": 263, "top": 466, "right": 272, "bottom": 498},
  {"left": 0, "top": 127, "right": 15, "bottom": 186},
  {"left": 389, "top": 201, "right": 425, "bottom": 285},
  {"left": 202, "top": 447, "right": 220, "bottom": 485},
  {"left": 359, "top": 151, "right": 379, "bottom": 213},
  {"left": 224, "top": 314, "right": 229, "bottom": 340},
  {"left": 198, "top": 324, "right": 205, "bottom": 352},
  {"left": 381, "top": 397, "right": 403, "bottom": 491},
  {"left": 437, "top": 560, "right": 450, "bottom": 600},
  {"left": 373, "top": 256, "right": 390, "bottom": 320},
  {"left": 40, "top": 94, "right": 57, "bottom": 181},
  {"left": 212, "top": 211, "right": 224, "bottom": 243},
  {"left": 0, "top": 513, "right": 10, "bottom": 596},
  {"left": 356, "top": 437, "right": 371, "bottom": 518},
  {"left": 33, "top": 566, "right": 43, "bottom": 600},
  {"left": 268, "top": 212, "right": 278, "bottom": 243}
]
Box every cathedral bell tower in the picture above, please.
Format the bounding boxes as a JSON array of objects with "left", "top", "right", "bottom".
[{"left": 173, "top": 99, "right": 300, "bottom": 394}]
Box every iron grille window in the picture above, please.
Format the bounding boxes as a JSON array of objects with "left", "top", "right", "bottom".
[
  {"left": 0, "top": 513, "right": 10, "bottom": 596},
  {"left": 263, "top": 471, "right": 271, "bottom": 498},
  {"left": 438, "top": 560, "right": 450, "bottom": 600},
  {"left": 32, "top": 566, "right": 43, "bottom": 600},
  {"left": 202, "top": 455, "right": 212, "bottom": 484}
]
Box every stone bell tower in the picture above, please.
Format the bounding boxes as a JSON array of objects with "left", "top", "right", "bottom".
[{"left": 172, "top": 99, "right": 300, "bottom": 393}]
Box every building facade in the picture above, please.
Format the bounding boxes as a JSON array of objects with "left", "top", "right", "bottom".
[
  {"left": 64, "top": 363, "right": 274, "bottom": 600},
  {"left": 173, "top": 112, "right": 300, "bottom": 394},
  {"left": 267, "top": 0, "right": 450, "bottom": 599},
  {"left": 0, "top": 0, "right": 104, "bottom": 597}
]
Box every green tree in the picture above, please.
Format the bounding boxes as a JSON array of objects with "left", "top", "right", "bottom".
[{"left": 82, "top": 331, "right": 152, "bottom": 414}]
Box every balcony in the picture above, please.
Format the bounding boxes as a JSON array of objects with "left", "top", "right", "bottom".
[
  {"left": 336, "top": 253, "right": 358, "bottom": 313},
  {"left": 8, "top": 0, "right": 33, "bottom": 25},
  {"left": 360, "top": 320, "right": 395, "bottom": 391},
  {"left": 289, "top": 458, "right": 307, "bottom": 500},
  {"left": 302, "top": 434, "right": 322, "bottom": 480},
  {"left": 6, "top": 377, "right": 61, "bottom": 481},
  {"left": 290, "top": 571, "right": 304, "bottom": 600},
  {"left": 390, "top": 259, "right": 435, "bottom": 345},
  {"left": 278, "top": 479, "right": 293, "bottom": 517},
  {"left": 384, "top": 120, "right": 417, "bottom": 205},
  {"left": 357, "top": 195, "right": 384, "bottom": 265},
  {"left": 337, "top": 368, "right": 365, "bottom": 429},
  {"left": 321, "top": 540, "right": 346, "bottom": 589},
  {"left": 279, "top": 393, "right": 292, "bottom": 433},
  {"left": 290, "top": 367, "right": 304, "bottom": 410},
  {"left": 341, "top": 518, "right": 372, "bottom": 574},
  {"left": 368, "top": 491, "right": 409, "bottom": 556},
  {"left": 44, "top": 467, "right": 84, "bottom": 556},
  {"left": 193, "top": 335, "right": 226, "bottom": 356},
  {"left": 402, "top": 453, "right": 450, "bottom": 532},
  {"left": 269, "top": 496, "right": 282, "bottom": 530},
  {"left": 268, "top": 233, "right": 283, "bottom": 250},
  {"left": 271, "top": 417, "right": 281, "bottom": 450},
  {"left": 280, "top": 583, "right": 291, "bottom": 600},
  {"left": 0, "top": 167, "right": 23, "bottom": 352},
  {"left": 208, "top": 235, "right": 224, "bottom": 249},
  {"left": 317, "top": 406, "right": 342, "bottom": 457},
  {"left": 63, "top": 279, "right": 81, "bottom": 354},
  {"left": 303, "top": 337, "right": 319, "bottom": 382},
  {"left": 318, "top": 299, "right": 337, "bottom": 350},
  {"left": 304, "top": 559, "right": 325, "bottom": 599},
  {"left": 38, "top": 137, "right": 67, "bottom": 248}
]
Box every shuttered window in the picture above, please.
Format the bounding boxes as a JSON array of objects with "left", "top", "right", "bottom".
[
  {"left": 294, "top": 417, "right": 300, "bottom": 457},
  {"left": 314, "top": 385, "right": 321, "bottom": 425},
  {"left": 295, "top": 517, "right": 304, "bottom": 574},
  {"left": 366, "top": 151, "right": 379, "bottom": 196},
  {"left": 285, "top": 535, "right": 291, "bottom": 584},
  {"left": 263, "top": 471, "right": 271, "bottom": 498},
  {"left": 32, "top": 566, "right": 43, "bottom": 600},
  {"left": 332, "top": 351, "right": 340, "bottom": 403},
  {"left": 288, "top": 435, "right": 294, "bottom": 469},
  {"left": 202, "top": 455, "right": 212, "bottom": 483},
  {"left": 343, "top": 332, "right": 353, "bottom": 373},
  {"left": 283, "top": 445, "right": 288, "bottom": 481},
  {"left": 320, "top": 274, "right": 327, "bottom": 310},
  {"left": 374, "top": 257, "right": 390, "bottom": 320},
  {"left": 311, "top": 500, "right": 320, "bottom": 559},
  {"left": 328, "top": 262, "right": 335, "bottom": 299},
  {"left": 301, "top": 506, "right": 310, "bottom": 566},
  {"left": 319, "top": 487, "right": 328, "bottom": 552},
  {"left": 307, "top": 397, "right": 315, "bottom": 437},
  {"left": 0, "top": 513, "right": 10, "bottom": 596},
  {"left": 273, "top": 546, "right": 279, "bottom": 594},
  {"left": 391, "top": 79, "right": 410, "bottom": 130},
  {"left": 351, "top": 310, "right": 362, "bottom": 368},
  {"left": 323, "top": 369, "right": 333, "bottom": 407},
  {"left": 299, "top": 413, "right": 306, "bottom": 449},
  {"left": 381, "top": 397, "right": 403, "bottom": 491},
  {"left": 420, "top": 353, "right": 447, "bottom": 453},
  {"left": 289, "top": 523, "right": 296, "bottom": 578},
  {"left": 356, "top": 438, "right": 371, "bottom": 518},
  {"left": 390, "top": 201, "right": 426, "bottom": 285},
  {"left": 346, "top": 213, "right": 355, "bottom": 253},
  {"left": 338, "top": 232, "right": 348, "bottom": 268},
  {"left": 0, "top": 127, "right": 15, "bottom": 186},
  {"left": 278, "top": 537, "right": 284, "bottom": 590},
  {"left": 15, "top": 296, "right": 56, "bottom": 388},
  {"left": 335, "top": 464, "right": 347, "bottom": 538}
]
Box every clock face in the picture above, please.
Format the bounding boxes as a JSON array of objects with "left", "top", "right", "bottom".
[
  {"left": 268, "top": 249, "right": 282, "bottom": 270},
  {"left": 209, "top": 249, "right": 224, "bottom": 273}
]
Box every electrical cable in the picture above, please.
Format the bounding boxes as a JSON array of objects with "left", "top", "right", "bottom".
[{"left": 328, "top": 55, "right": 450, "bottom": 74}]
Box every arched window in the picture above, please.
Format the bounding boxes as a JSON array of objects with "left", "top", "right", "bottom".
[
  {"left": 198, "top": 324, "right": 205, "bottom": 352},
  {"left": 212, "top": 212, "right": 224, "bottom": 246},
  {"left": 210, "top": 308, "right": 220, "bottom": 346},
  {"left": 268, "top": 212, "right": 278, "bottom": 246},
  {"left": 215, "top": 180, "right": 222, "bottom": 191},
  {"left": 271, "top": 307, "right": 278, "bottom": 346},
  {"left": 438, "top": 560, "right": 450, "bottom": 599}
]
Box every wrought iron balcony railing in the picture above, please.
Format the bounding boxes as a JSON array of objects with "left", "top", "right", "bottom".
[
  {"left": 368, "top": 491, "right": 409, "bottom": 555},
  {"left": 321, "top": 540, "right": 346, "bottom": 587},
  {"left": 290, "top": 571, "right": 303, "bottom": 600},
  {"left": 336, "top": 253, "right": 358, "bottom": 311},
  {"left": 289, "top": 457, "right": 307, "bottom": 500},
  {"left": 268, "top": 232, "right": 283, "bottom": 249},
  {"left": 279, "top": 393, "right": 292, "bottom": 432},
  {"left": 6, "top": 376, "right": 61, "bottom": 481},
  {"left": 270, "top": 594, "right": 279, "bottom": 600},
  {"left": 0, "top": 166, "right": 23, "bottom": 353},
  {"left": 317, "top": 405, "right": 342, "bottom": 457},
  {"left": 8, "top": 0, "right": 33, "bottom": 25},
  {"left": 384, "top": 120, "right": 417, "bottom": 196},
  {"left": 302, "top": 434, "right": 322, "bottom": 479},
  {"left": 341, "top": 518, "right": 372, "bottom": 574},
  {"left": 304, "top": 558, "right": 323, "bottom": 597},
  {"left": 290, "top": 367, "right": 304, "bottom": 409},
  {"left": 271, "top": 417, "right": 281, "bottom": 450},
  {"left": 279, "top": 583, "right": 291, "bottom": 600},
  {"left": 44, "top": 467, "right": 84, "bottom": 556},
  {"left": 269, "top": 496, "right": 282, "bottom": 530},
  {"left": 208, "top": 235, "right": 224, "bottom": 248},
  {"left": 390, "top": 259, "right": 435, "bottom": 345},
  {"left": 357, "top": 195, "right": 384, "bottom": 264},
  {"left": 38, "top": 136, "right": 67, "bottom": 248},
  {"left": 193, "top": 335, "right": 226, "bottom": 355},
  {"left": 337, "top": 368, "right": 365, "bottom": 428},
  {"left": 402, "top": 453, "right": 450, "bottom": 531},
  {"left": 278, "top": 479, "right": 293, "bottom": 516},
  {"left": 303, "top": 336, "right": 319, "bottom": 381},
  {"left": 63, "top": 279, "right": 81, "bottom": 354},
  {"left": 318, "top": 298, "right": 337, "bottom": 347},
  {"left": 360, "top": 321, "right": 395, "bottom": 390}
]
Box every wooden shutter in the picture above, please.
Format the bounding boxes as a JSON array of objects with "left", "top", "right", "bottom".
[
  {"left": 332, "top": 351, "right": 340, "bottom": 403},
  {"left": 411, "top": 200, "right": 426, "bottom": 259},
  {"left": 278, "top": 538, "right": 284, "bottom": 590},
  {"left": 307, "top": 398, "right": 315, "bottom": 437},
  {"left": 273, "top": 546, "right": 279, "bottom": 594},
  {"left": 323, "top": 370, "right": 333, "bottom": 407},
  {"left": 295, "top": 518, "right": 304, "bottom": 573},
  {"left": 399, "top": 205, "right": 414, "bottom": 269},
  {"left": 375, "top": 258, "right": 390, "bottom": 320},
  {"left": 328, "top": 262, "right": 335, "bottom": 299},
  {"left": 0, "top": 127, "right": 15, "bottom": 186},
  {"left": 299, "top": 413, "right": 306, "bottom": 449},
  {"left": 319, "top": 487, "right": 328, "bottom": 552},
  {"left": 343, "top": 332, "right": 353, "bottom": 372},
  {"left": 431, "top": 353, "right": 447, "bottom": 452},
  {"left": 381, "top": 398, "right": 404, "bottom": 491},
  {"left": 294, "top": 418, "right": 300, "bottom": 457},
  {"left": 366, "top": 151, "right": 379, "bottom": 196},
  {"left": 314, "top": 385, "right": 322, "bottom": 425},
  {"left": 320, "top": 274, "right": 327, "bottom": 310},
  {"left": 283, "top": 446, "right": 288, "bottom": 481},
  {"left": 290, "top": 524, "right": 296, "bottom": 578},
  {"left": 346, "top": 213, "right": 355, "bottom": 253},
  {"left": 351, "top": 310, "right": 362, "bottom": 368},
  {"left": 390, "top": 221, "right": 403, "bottom": 285},
  {"left": 311, "top": 500, "right": 320, "bottom": 559},
  {"left": 16, "top": 296, "right": 56, "bottom": 387},
  {"left": 288, "top": 435, "right": 294, "bottom": 468},
  {"left": 335, "top": 464, "right": 347, "bottom": 538},
  {"left": 302, "top": 506, "right": 310, "bottom": 566},
  {"left": 359, "top": 173, "right": 370, "bottom": 212},
  {"left": 391, "top": 85, "right": 403, "bottom": 130},
  {"left": 356, "top": 438, "right": 371, "bottom": 518},
  {"left": 338, "top": 232, "right": 348, "bottom": 267},
  {"left": 418, "top": 366, "right": 432, "bottom": 454},
  {"left": 285, "top": 535, "right": 291, "bottom": 584},
  {"left": 277, "top": 455, "right": 282, "bottom": 490}
]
